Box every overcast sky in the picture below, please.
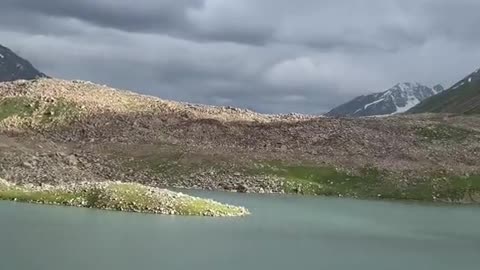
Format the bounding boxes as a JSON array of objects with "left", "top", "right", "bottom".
[{"left": 1, "top": 0, "right": 480, "bottom": 113}]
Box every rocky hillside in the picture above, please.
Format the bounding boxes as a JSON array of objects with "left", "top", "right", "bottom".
[
  {"left": 1, "top": 78, "right": 479, "bottom": 203},
  {"left": 409, "top": 68, "right": 480, "bottom": 114},
  {"left": 326, "top": 83, "right": 444, "bottom": 117},
  {"left": 0, "top": 44, "right": 47, "bottom": 82}
]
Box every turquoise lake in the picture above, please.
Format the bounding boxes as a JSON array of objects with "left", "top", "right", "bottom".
[{"left": 1, "top": 191, "right": 480, "bottom": 270}]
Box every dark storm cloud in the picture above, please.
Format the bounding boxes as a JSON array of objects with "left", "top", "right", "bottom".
[
  {"left": 1, "top": 0, "right": 480, "bottom": 113},
  {"left": 1, "top": 0, "right": 273, "bottom": 45},
  {"left": 2, "top": 0, "right": 199, "bottom": 34}
]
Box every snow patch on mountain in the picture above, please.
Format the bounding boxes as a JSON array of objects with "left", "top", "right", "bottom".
[
  {"left": 388, "top": 83, "right": 423, "bottom": 113},
  {"left": 326, "top": 82, "right": 444, "bottom": 117},
  {"left": 395, "top": 96, "right": 419, "bottom": 113},
  {"left": 364, "top": 98, "right": 385, "bottom": 110}
]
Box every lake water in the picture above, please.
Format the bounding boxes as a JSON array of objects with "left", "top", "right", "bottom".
[{"left": 1, "top": 191, "right": 480, "bottom": 270}]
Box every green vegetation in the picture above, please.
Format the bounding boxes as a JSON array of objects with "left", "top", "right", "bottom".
[
  {"left": 175, "top": 198, "right": 246, "bottom": 216},
  {"left": 0, "top": 181, "right": 80, "bottom": 204},
  {"left": 250, "top": 163, "right": 383, "bottom": 197},
  {"left": 0, "top": 97, "right": 35, "bottom": 121},
  {"left": 376, "top": 174, "right": 480, "bottom": 202},
  {"left": 0, "top": 96, "right": 80, "bottom": 128},
  {"left": 415, "top": 124, "right": 474, "bottom": 142},
  {"left": 434, "top": 174, "right": 480, "bottom": 201},
  {"left": 0, "top": 179, "right": 249, "bottom": 217},
  {"left": 249, "top": 163, "right": 480, "bottom": 202},
  {"left": 409, "top": 78, "right": 480, "bottom": 114}
]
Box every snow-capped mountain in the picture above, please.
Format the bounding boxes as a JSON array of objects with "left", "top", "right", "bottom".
[
  {"left": 0, "top": 44, "right": 46, "bottom": 82},
  {"left": 326, "top": 82, "right": 445, "bottom": 117}
]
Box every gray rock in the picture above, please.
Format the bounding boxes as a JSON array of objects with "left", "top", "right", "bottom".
[
  {"left": 236, "top": 184, "right": 248, "bottom": 193},
  {"left": 22, "top": 162, "right": 35, "bottom": 169},
  {"left": 66, "top": 155, "right": 78, "bottom": 166}
]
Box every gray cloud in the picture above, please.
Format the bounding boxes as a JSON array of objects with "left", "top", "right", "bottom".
[
  {"left": 1, "top": 0, "right": 480, "bottom": 113},
  {"left": 3, "top": 0, "right": 199, "bottom": 34}
]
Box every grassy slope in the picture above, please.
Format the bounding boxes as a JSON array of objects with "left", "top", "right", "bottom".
[
  {"left": 0, "top": 179, "right": 249, "bottom": 217},
  {"left": 409, "top": 75, "right": 480, "bottom": 114},
  {"left": 248, "top": 163, "right": 480, "bottom": 202},
  {"left": 0, "top": 96, "right": 80, "bottom": 129}
]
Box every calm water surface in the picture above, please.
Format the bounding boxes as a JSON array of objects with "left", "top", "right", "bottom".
[{"left": 1, "top": 191, "right": 480, "bottom": 270}]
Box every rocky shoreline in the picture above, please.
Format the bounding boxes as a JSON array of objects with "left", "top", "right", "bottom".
[{"left": 0, "top": 178, "right": 250, "bottom": 217}]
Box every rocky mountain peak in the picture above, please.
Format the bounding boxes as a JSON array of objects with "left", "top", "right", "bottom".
[
  {"left": 0, "top": 44, "right": 47, "bottom": 82},
  {"left": 433, "top": 84, "right": 445, "bottom": 93},
  {"left": 326, "top": 82, "right": 444, "bottom": 117}
]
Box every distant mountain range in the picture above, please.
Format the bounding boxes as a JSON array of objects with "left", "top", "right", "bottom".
[
  {"left": 408, "top": 68, "right": 480, "bottom": 114},
  {"left": 0, "top": 44, "right": 46, "bottom": 82},
  {"left": 326, "top": 83, "right": 444, "bottom": 117}
]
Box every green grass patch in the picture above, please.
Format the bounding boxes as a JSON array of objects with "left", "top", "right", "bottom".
[
  {"left": 408, "top": 80, "right": 480, "bottom": 114},
  {"left": 175, "top": 198, "right": 246, "bottom": 216},
  {"left": 377, "top": 175, "right": 480, "bottom": 202},
  {"left": 0, "top": 97, "right": 36, "bottom": 121},
  {"left": 0, "top": 180, "right": 249, "bottom": 217},
  {"left": 436, "top": 175, "right": 480, "bottom": 201},
  {"left": 249, "top": 162, "right": 480, "bottom": 202},
  {"left": 249, "top": 163, "right": 383, "bottom": 197},
  {"left": 0, "top": 96, "right": 80, "bottom": 128},
  {"left": 0, "top": 188, "right": 80, "bottom": 204}
]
